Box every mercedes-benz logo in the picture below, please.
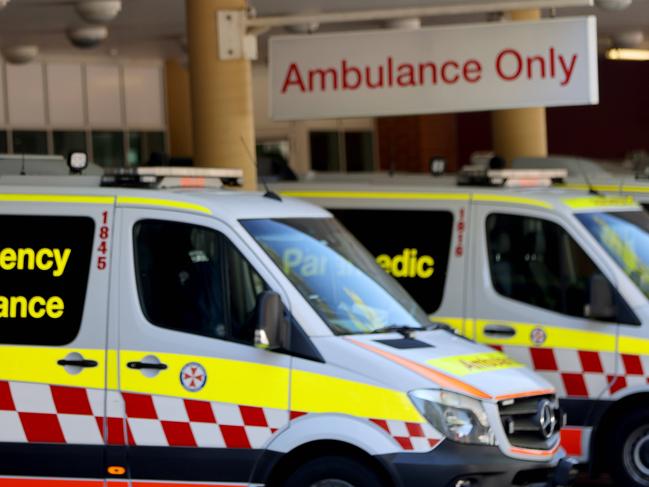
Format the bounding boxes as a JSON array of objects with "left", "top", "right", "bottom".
[{"left": 536, "top": 399, "right": 557, "bottom": 439}]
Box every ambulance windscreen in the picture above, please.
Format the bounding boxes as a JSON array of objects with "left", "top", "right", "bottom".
[
  {"left": 241, "top": 217, "right": 430, "bottom": 335},
  {"left": 577, "top": 210, "right": 649, "bottom": 300}
]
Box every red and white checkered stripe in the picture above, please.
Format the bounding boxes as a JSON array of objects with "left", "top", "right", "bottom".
[
  {"left": 369, "top": 418, "right": 442, "bottom": 451},
  {"left": 0, "top": 381, "right": 441, "bottom": 452},
  {"left": 493, "top": 346, "right": 649, "bottom": 398}
]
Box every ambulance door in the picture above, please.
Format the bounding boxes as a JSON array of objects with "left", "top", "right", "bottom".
[
  {"left": 115, "top": 209, "right": 291, "bottom": 485},
  {"left": 330, "top": 198, "right": 467, "bottom": 334},
  {"left": 468, "top": 203, "right": 633, "bottom": 404},
  {"left": 0, "top": 198, "right": 114, "bottom": 485}
]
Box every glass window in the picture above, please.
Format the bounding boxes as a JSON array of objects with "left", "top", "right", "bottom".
[
  {"left": 345, "top": 131, "right": 374, "bottom": 172},
  {"left": 13, "top": 131, "right": 48, "bottom": 155},
  {"left": 0, "top": 131, "right": 7, "bottom": 153},
  {"left": 310, "top": 131, "right": 341, "bottom": 171},
  {"left": 577, "top": 211, "right": 649, "bottom": 300},
  {"left": 310, "top": 130, "right": 375, "bottom": 172},
  {"left": 53, "top": 131, "right": 86, "bottom": 157},
  {"left": 0, "top": 215, "right": 95, "bottom": 345},
  {"left": 242, "top": 218, "right": 430, "bottom": 335},
  {"left": 92, "top": 131, "right": 125, "bottom": 167},
  {"left": 257, "top": 140, "right": 296, "bottom": 180},
  {"left": 134, "top": 220, "right": 267, "bottom": 344},
  {"left": 127, "top": 132, "right": 141, "bottom": 166},
  {"left": 486, "top": 213, "right": 611, "bottom": 319},
  {"left": 128, "top": 131, "right": 167, "bottom": 166},
  {"left": 332, "top": 209, "right": 453, "bottom": 315}
]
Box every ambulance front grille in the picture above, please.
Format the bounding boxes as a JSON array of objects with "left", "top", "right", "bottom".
[{"left": 498, "top": 394, "right": 561, "bottom": 451}]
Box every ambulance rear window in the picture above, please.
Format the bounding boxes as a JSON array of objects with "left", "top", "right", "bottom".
[{"left": 0, "top": 215, "right": 94, "bottom": 346}]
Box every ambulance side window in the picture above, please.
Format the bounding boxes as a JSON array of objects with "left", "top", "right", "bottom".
[
  {"left": 332, "top": 209, "right": 453, "bottom": 314},
  {"left": 0, "top": 215, "right": 94, "bottom": 345},
  {"left": 134, "top": 220, "right": 268, "bottom": 345},
  {"left": 486, "top": 213, "right": 604, "bottom": 319}
]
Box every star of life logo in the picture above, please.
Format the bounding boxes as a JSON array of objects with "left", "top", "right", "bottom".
[{"left": 180, "top": 362, "right": 207, "bottom": 392}]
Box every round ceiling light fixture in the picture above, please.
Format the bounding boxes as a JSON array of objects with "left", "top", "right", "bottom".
[
  {"left": 595, "top": 0, "right": 632, "bottom": 10},
  {"left": 66, "top": 25, "right": 109, "bottom": 48},
  {"left": 2, "top": 45, "right": 39, "bottom": 64},
  {"left": 0, "top": 0, "right": 10, "bottom": 11},
  {"left": 75, "top": 0, "right": 122, "bottom": 24}
]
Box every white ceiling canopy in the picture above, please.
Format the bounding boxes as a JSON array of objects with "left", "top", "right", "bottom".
[{"left": 0, "top": 0, "right": 644, "bottom": 58}]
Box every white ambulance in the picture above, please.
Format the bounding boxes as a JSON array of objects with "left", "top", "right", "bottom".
[
  {"left": 0, "top": 165, "right": 574, "bottom": 487},
  {"left": 278, "top": 170, "right": 649, "bottom": 486},
  {"left": 513, "top": 155, "right": 649, "bottom": 210}
]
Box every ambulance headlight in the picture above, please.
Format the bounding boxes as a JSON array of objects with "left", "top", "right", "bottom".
[{"left": 409, "top": 390, "right": 496, "bottom": 445}]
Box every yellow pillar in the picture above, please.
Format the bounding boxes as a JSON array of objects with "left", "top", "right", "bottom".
[
  {"left": 491, "top": 9, "right": 548, "bottom": 165},
  {"left": 165, "top": 59, "right": 194, "bottom": 159},
  {"left": 186, "top": 0, "right": 257, "bottom": 189}
]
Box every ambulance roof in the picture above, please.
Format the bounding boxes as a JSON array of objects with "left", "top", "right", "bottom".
[
  {"left": 0, "top": 182, "right": 332, "bottom": 221},
  {"left": 274, "top": 179, "right": 643, "bottom": 213}
]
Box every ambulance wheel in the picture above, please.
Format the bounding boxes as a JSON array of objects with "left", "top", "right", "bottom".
[
  {"left": 612, "top": 409, "right": 649, "bottom": 487},
  {"left": 281, "top": 455, "right": 385, "bottom": 487}
]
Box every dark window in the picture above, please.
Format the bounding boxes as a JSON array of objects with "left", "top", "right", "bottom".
[
  {"left": 134, "top": 220, "right": 267, "bottom": 344},
  {"left": 128, "top": 131, "right": 166, "bottom": 166},
  {"left": 332, "top": 209, "right": 453, "bottom": 314},
  {"left": 0, "top": 131, "right": 7, "bottom": 152},
  {"left": 0, "top": 216, "right": 94, "bottom": 345},
  {"left": 310, "top": 131, "right": 340, "bottom": 171},
  {"left": 309, "top": 130, "right": 375, "bottom": 172},
  {"left": 643, "top": 204, "right": 649, "bottom": 213},
  {"left": 54, "top": 131, "right": 87, "bottom": 157},
  {"left": 13, "top": 131, "right": 48, "bottom": 155},
  {"left": 92, "top": 131, "right": 125, "bottom": 167},
  {"left": 345, "top": 131, "right": 374, "bottom": 172},
  {"left": 486, "top": 213, "right": 608, "bottom": 319}
]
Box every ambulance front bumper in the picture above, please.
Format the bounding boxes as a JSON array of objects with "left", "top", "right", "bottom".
[{"left": 379, "top": 441, "right": 578, "bottom": 487}]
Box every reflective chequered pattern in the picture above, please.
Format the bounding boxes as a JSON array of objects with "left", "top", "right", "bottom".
[
  {"left": 492, "top": 346, "right": 649, "bottom": 398},
  {"left": 0, "top": 381, "right": 442, "bottom": 452}
]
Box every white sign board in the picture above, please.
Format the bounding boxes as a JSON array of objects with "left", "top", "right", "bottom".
[{"left": 269, "top": 17, "right": 598, "bottom": 120}]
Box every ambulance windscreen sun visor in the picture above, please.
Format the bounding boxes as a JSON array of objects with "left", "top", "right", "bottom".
[{"left": 241, "top": 217, "right": 430, "bottom": 335}]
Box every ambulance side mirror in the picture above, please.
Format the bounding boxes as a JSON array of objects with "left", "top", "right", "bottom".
[
  {"left": 585, "top": 274, "right": 617, "bottom": 321},
  {"left": 254, "top": 291, "right": 290, "bottom": 351}
]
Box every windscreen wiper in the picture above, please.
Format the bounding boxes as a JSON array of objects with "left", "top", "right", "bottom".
[
  {"left": 369, "top": 324, "right": 423, "bottom": 338},
  {"left": 425, "top": 321, "right": 456, "bottom": 333}
]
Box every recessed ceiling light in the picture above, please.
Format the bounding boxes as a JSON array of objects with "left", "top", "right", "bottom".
[{"left": 606, "top": 48, "right": 649, "bottom": 61}]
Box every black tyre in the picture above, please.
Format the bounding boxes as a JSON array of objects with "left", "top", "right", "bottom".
[
  {"left": 612, "top": 409, "right": 649, "bottom": 487},
  {"left": 281, "top": 455, "right": 385, "bottom": 487}
]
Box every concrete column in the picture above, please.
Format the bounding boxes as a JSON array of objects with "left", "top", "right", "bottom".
[
  {"left": 165, "top": 59, "right": 193, "bottom": 159},
  {"left": 186, "top": 0, "right": 256, "bottom": 189},
  {"left": 490, "top": 9, "right": 548, "bottom": 165}
]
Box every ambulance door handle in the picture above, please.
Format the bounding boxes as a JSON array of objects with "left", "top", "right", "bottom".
[
  {"left": 57, "top": 359, "right": 98, "bottom": 368},
  {"left": 483, "top": 324, "right": 516, "bottom": 337},
  {"left": 57, "top": 352, "right": 98, "bottom": 372},
  {"left": 127, "top": 361, "right": 168, "bottom": 371}
]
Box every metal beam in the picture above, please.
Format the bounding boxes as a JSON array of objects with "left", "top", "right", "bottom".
[{"left": 246, "top": 0, "right": 593, "bottom": 29}]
